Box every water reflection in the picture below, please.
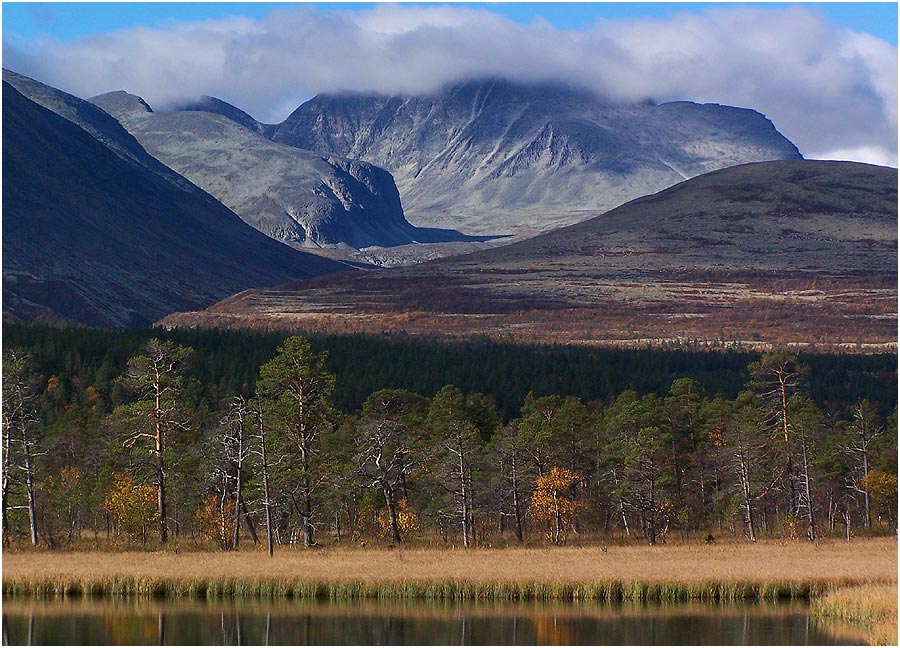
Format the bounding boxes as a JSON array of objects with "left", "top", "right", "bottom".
[{"left": 2, "top": 598, "right": 864, "bottom": 645}]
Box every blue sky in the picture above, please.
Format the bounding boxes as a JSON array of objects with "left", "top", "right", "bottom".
[{"left": 4, "top": 2, "right": 897, "bottom": 45}]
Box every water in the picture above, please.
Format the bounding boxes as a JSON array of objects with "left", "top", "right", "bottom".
[{"left": 2, "top": 598, "right": 863, "bottom": 645}]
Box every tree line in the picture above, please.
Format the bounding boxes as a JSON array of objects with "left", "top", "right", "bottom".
[
  {"left": 4, "top": 321, "right": 895, "bottom": 424},
  {"left": 3, "top": 333, "right": 896, "bottom": 550}
]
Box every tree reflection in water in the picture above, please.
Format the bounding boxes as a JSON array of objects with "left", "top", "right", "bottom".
[{"left": 1, "top": 598, "right": 865, "bottom": 645}]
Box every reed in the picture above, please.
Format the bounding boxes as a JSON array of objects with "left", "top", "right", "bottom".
[
  {"left": 812, "top": 583, "right": 898, "bottom": 646},
  {"left": 2, "top": 575, "right": 839, "bottom": 603},
  {"left": 4, "top": 539, "right": 894, "bottom": 606}
]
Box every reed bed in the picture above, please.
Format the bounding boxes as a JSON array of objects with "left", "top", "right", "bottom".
[
  {"left": 4, "top": 538, "right": 895, "bottom": 603},
  {"left": 813, "top": 583, "right": 899, "bottom": 646},
  {"left": 2, "top": 576, "right": 836, "bottom": 603}
]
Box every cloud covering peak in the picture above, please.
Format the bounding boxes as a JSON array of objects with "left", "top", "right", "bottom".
[{"left": 4, "top": 4, "right": 896, "bottom": 166}]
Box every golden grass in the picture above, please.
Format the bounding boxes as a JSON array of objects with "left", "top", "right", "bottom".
[
  {"left": 3, "top": 538, "right": 896, "bottom": 602},
  {"left": 813, "top": 583, "right": 899, "bottom": 646}
]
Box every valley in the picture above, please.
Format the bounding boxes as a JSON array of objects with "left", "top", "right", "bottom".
[
  {"left": 3, "top": 5, "right": 898, "bottom": 647},
  {"left": 4, "top": 68, "right": 895, "bottom": 349},
  {"left": 162, "top": 160, "right": 898, "bottom": 350},
  {"left": 88, "top": 90, "right": 476, "bottom": 250}
]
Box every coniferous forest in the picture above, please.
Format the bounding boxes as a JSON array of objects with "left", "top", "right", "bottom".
[{"left": 2, "top": 322, "right": 897, "bottom": 550}]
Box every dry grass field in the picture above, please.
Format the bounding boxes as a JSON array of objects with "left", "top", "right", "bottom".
[
  {"left": 4, "top": 537, "right": 895, "bottom": 593},
  {"left": 5, "top": 539, "right": 896, "bottom": 644}
]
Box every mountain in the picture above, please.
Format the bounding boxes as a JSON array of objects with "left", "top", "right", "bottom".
[
  {"left": 3, "top": 73, "right": 349, "bottom": 328},
  {"left": 273, "top": 79, "right": 803, "bottom": 235},
  {"left": 4, "top": 71, "right": 190, "bottom": 191},
  {"left": 89, "top": 92, "right": 474, "bottom": 250},
  {"left": 167, "top": 95, "right": 276, "bottom": 137},
  {"left": 161, "top": 160, "right": 897, "bottom": 350}
]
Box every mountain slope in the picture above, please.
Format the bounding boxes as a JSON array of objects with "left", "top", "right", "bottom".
[
  {"left": 472, "top": 159, "right": 897, "bottom": 273},
  {"left": 273, "top": 79, "right": 802, "bottom": 234},
  {"left": 4, "top": 71, "right": 194, "bottom": 193},
  {"left": 90, "top": 92, "right": 473, "bottom": 250},
  {"left": 167, "top": 95, "right": 275, "bottom": 137},
  {"left": 162, "top": 160, "right": 897, "bottom": 349},
  {"left": 3, "top": 79, "right": 349, "bottom": 328}
]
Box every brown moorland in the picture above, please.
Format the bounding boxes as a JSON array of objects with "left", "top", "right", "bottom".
[{"left": 161, "top": 161, "right": 898, "bottom": 351}]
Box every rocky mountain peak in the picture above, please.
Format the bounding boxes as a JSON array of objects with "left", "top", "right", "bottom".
[
  {"left": 3, "top": 70, "right": 153, "bottom": 166},
  {"left": 4, "top": 78, "right": 349, "bottom": 327},
  {"left": 272, "top": 78, "right": 802, "bottom": 235},
  {"left": 163, "top": 95, "right": 274, "bottom": 137},
  {"left": 89, "top": 90, "right": 153, "bottom": 122},
  {"left": 86, "top": 92, "right": 474, "bottom": 250}
]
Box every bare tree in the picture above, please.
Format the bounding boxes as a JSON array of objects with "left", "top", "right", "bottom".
[
  {"left": 489, "top": 423, "right": 528, "bottom": 543},
  {"left": 791, "top": 398, "right": 824, "bottom": 541},
  {"left": 248, "top": 399, "right": 276, "bottom": 557},
  {"left": 220, "top": 396, "right": 258, "bottom": 548},
  {"left": 353, "top": 389, "right": 425, "bottom": 544},
  {"left": 2, "top": 350, "right": 42, "bottom": 546},
  {"left": 205, "top": 396, "right": 257, "bottom": 550},
  {"left": 354, "top": 420, "right": 412, "bottom": 544},
  {"left": 843, "top": 400, "right": 884, "bottom": 529}
]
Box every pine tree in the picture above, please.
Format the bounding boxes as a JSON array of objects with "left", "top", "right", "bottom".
[
  {"left": 118, "top": 339, "right": 193, "bottom": 543},
  {"left": 257, "top": 336, "right": 335, "bottom": 548}
]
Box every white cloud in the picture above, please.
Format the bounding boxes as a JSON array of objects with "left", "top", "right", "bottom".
[
  {"left": 811, "top": 146, "right": 899, "bottom": 168},
  {"left": 3, "top": 4, "right": 896, "bottom": 166}
]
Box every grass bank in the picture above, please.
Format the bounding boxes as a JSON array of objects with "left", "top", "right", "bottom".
[
  {"left": 4, "top": 538, "right": 895, "bottom": 603},
  {"left": 813, "top": 583, "right": 898, "bottom": 646}
]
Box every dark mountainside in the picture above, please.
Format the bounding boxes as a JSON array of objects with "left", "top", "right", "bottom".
[
  {"left": 273, "top": 79, "right": 803, "bottom": 234},
  {"left": 2, "top": 80, "right": 349, "bottom": 328},
  {"left": 89, "top": 91, "right": 475, "bottom": 250},
  {"left": 162, "top": 160, "right": 898, "bottom": 349},
  {"left": 468, "top": 159, "right": 898, "bottom": 274}
]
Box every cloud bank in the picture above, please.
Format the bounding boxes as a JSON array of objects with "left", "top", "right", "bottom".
[{"left": 4, "top": 4, "right": 897, "bottom": 166}]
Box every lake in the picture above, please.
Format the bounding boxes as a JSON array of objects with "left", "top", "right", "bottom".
[{"left": 1, "top": 598, "right": 863, "bottom": 645}]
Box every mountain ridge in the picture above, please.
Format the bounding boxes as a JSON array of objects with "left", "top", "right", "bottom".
[
  {"left": 166, "top": 94, "right": 276, "bottom": 137},
  {"left": 3, "top": 74, "right": 350, "bottom": 327},
  {"left": 272, "top": 79, "right": 803, "bottom": 234},
  {"left": 89, "top": 90, "right": 478, "bottom": 250}
]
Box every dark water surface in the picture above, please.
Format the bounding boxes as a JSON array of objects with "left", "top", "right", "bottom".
[{"left": 1, "top": 598, "right": 863, "bottom": 645}]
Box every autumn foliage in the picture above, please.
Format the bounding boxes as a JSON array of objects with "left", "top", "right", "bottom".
[
  {"left": 859, "top": 471, "right": 899, "bottom": 521},
  {"left": 377, "top": 498, "right": 419, "bottom": 538},
  {"left": 103, "top": 472, "right": 158, "bottom": 544},
  {"left": 195, "top": 496, "right": 236, "bottom": 549},
  {"left": 2, "top": 326, "right": 896, "bottom": 551},
  {"left": 529, "top": 467, "right": 582, "bottom": 545}
]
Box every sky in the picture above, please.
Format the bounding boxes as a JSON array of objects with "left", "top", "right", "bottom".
[{"left": 3, "top": 2, "right": 897, "bottom": 166}]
